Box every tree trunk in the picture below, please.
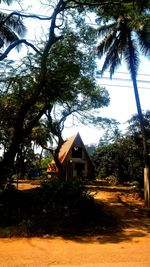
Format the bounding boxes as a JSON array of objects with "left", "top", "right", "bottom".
[
  {"left": 54, "top": 137, "right": 66, "bottom": 179},
  {"left": 0, "top": 1, "right": 65, "bottom": 186},
  {"left": 144, "top": 167, "right": 150, "bottom": 208},
  {"left": 127, "top": 30, "right": 150, "bottom": 207},
  {"left": 0, "top": 134, "right": 22, "bottom": 184},
  {"left": 131, "top": 71, "right": 150, "bottom": 208}
]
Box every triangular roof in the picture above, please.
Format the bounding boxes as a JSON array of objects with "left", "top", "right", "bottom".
[
  {"left": 58, "top": 133, "right": 77, "bottom": 163},
  {"left": 47, "top": 134, "right": 77, "bottom": 173},
  {"left": 47, "top": 132, "right": 93, "bottom": 174}
]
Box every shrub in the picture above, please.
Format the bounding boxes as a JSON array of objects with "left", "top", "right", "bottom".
[{"left": 0, "top": 178, "right": 122, "bottom": 236}]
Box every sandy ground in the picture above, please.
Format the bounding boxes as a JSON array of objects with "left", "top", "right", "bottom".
[{"left": 0, "top": 185, "right": 150, "bottom": 267}]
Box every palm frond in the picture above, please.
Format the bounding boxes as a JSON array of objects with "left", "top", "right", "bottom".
[
  {"left": 124, "top": 33, "right": 140, "bottom": 77},
  {"left": 101, "top": 30, "right": 123, "bottom": 77},
  {"left": 109, "top": 52, "right": 121, "bottom": 78},
  {"left": 117, "top": 29, "right": 128, "bottom": 55},
  {"left": 0, "top": 25, "right": 23, "bottom": 51},
  {"left": 101, "top": 53, "right": 111, "bottom": 76},
  {"left": 0, "top": 12, "right": 26, "bottom": 37},
  {"left": 137, "top": 28, "right": 150, "bottom": 57},
  {"left": 97, "top": 29, "right": 117, "bottom": 59},
  {"left": 97, "top": 40, "right": 105, "bottom": 58},
  {"left": 6, "top": 16, "right": 26, "bottom": 37},
  {"left": 0, "top": 0, "right": 13, "bottom": 4},
  {"left": 0, "top": 25, "right": 19, "bottom": 44},
  {"left": 97, "top": 22, "right": 117, "bottom": 38},
  {"left": 0, "top": 37, "right": 4, "bottom": 48},
  {"left": 103, "top": 42, "right": 121, "bottom": 77},
  {"left": 104, "top": 30, "right": 117, "bottom": 52}
]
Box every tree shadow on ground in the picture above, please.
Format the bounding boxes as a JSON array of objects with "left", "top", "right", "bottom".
[
  {"left": 60, "top": 196, "right": 150, "bottom": 244},
  {"left": 0, "top": 184, "right": 150, "bottom": 244}
]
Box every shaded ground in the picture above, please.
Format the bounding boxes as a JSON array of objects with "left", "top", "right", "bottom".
[
  {"left": 0, "top": 183, "right": 150, "bottom": 266},
  {"left": 93, "top": 186, "right": 150, "bottom": 243}
]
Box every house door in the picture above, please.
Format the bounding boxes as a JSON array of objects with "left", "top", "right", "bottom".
[
  {"left": 66, "top": 160, "right": 73, "bottom": 180},
  {"left": 74, "top": 163, "right": 85, "bottom": 178}
]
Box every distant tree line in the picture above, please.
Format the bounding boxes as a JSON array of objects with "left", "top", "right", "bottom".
[{"left": 92, "top": 111, "right": 150, "bottom": 187}]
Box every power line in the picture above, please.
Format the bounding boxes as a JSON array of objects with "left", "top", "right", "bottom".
[
  {"left": 98, "top": 83, "right": 150, "bottom": 90},
  {"left": 96, "top": 71, "right": 150, "bottom": 77},
  {"left": 97, "top": 76, "right": 150, "bottom": 83}
]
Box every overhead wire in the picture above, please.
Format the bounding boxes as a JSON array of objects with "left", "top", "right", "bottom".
[
  {"left": 97, "top": 83, "right": 150, "bottom": 90},
  {"left": 96, "top": 71, "right": 150, "bottom": 77},
  {"left": 96, "top": 77, "right": 150, "bottom": 83}
]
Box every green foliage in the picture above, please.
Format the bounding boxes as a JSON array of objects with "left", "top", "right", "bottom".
[
  {"left": 0, "top": 22, "right": 109, "bottom": 182},
  {"left": 96, "top": 0, "right": 150, "bottom": 77},
  {"left": 92, "top": 111, "right": 150, "bottom": 186},
  {"left": 40, "top": 157, "right": 53, "bottom": 169},
  {"left": 93, "top": 142, "right": 129, "bottom": 183},
  {"left": 0, "top": 9, "right": 26, "bottom": 50},
  {"left": 41, "top": 178, "right": 90, "bottom": 216},
  {"left": 95, "top": 1, "right": 150, "bottom": 204}
]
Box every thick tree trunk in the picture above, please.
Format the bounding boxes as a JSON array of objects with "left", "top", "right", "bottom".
[
  {"left": 0, "top": 1, "right": 65, "bottom": 186},
  {"left": 144, "top": 167, "right": 150, "bottom": 208},
  {"left": 0, "top": 132, "right": 22, "bottom": 184}
]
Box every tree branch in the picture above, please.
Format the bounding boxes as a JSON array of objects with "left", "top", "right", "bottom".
[
  {"left": 24, "top": 104, "right": 53, "bottom": 137},
  {"left": 0, "top": 39, "right": 41, "bottom": 61},
  {"left": 2, "top": 11, "right": 53, "bottom": 26},
  {"left": 65, "top": 0, "right": 123, "bottom": 8}
]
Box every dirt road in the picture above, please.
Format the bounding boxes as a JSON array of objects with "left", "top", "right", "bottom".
[
  {"left": 0, "top": 186, "right": 150, "bottom": 267},
  {"left": 0, "top": 234, "right": 150, "bottom": 267}
]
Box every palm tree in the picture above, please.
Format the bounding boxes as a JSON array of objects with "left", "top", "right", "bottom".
[
  {"left": 0, "top": 0, "right": 26, "bottom": 49},
  {"left": 0, "top": 0, "right": 13, "bottom": 4},
  {"left": 97, "top": 2, "right": 150, "bottom": 207}
]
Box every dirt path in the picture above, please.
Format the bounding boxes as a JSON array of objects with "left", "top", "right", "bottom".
[{"left": 0, "top": 186, "right": 150, "bottom": 267}]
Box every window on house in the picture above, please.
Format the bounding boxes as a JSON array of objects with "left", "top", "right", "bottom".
[{"left": 72, "top": 146, "right": 82, "bottom": 158}]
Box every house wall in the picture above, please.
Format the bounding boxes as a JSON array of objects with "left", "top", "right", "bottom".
[{"left": 63, "top": 137, "right": 94, "bottom": 180}]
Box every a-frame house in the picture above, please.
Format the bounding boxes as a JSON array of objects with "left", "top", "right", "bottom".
[{"left": 47, "top": 133, "right": 95, "bottom": 180}]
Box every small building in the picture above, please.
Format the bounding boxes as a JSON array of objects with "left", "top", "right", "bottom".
[{"left": 47, "top": 133, "right": 95, "bottom": 180}]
